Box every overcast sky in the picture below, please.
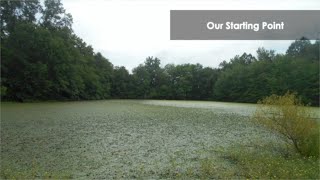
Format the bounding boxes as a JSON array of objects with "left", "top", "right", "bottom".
[{"left": 62, "top": 0, "right": 320, "bottom": 71}]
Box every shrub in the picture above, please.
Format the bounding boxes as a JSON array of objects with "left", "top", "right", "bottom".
[{"left": 253, "top": 92, "right": 319, "bottom": 158}]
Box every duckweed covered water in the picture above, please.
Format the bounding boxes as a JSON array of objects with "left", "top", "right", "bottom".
[{"left": 1, "top": 100, "right": 318, "bottom": 178}]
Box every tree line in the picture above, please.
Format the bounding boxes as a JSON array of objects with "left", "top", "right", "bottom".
[{"left": 1, "top": 0, "right": 319, "bottom": 105}]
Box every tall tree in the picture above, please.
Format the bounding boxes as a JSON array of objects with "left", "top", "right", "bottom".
[
  {"left": 41, "top": 0, "right": 72, "bottom": 30},
  {"left": 257, "top": 47, "right": 276, "bottom": 61},
  {"left": 286, "top": 37, "right": 312, "bottom": 59},
  {"left": 0, "top": 0, "right": 41, "bottom": 36}
]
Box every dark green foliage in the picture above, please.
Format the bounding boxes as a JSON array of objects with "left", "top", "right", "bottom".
[
  {"left": 111, "top": 66, "right": 132, "bottom": 98},
  {"left": 1, "top": 0, "right": 319, "bottom": 105},
  {"left": 1, "top": 0, "right": 113, "bottom": 101},
  {"left": 213, "top": 43, "right": 319, "bottom": 105},
  {"left": 41, "top": 0, "right": 73, "bottom": 30}
]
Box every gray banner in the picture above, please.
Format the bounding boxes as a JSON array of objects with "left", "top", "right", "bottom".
[{"left": 170, "top": 10, "right": 320, "bottom": 40}]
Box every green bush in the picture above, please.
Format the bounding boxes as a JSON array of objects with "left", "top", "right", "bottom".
[{"left": 253, "top": 92, "right": 319, "bottom": 158}]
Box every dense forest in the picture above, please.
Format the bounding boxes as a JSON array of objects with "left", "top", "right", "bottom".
[{"left": 1, "top": 0, "right": 319, "bottom": 105}]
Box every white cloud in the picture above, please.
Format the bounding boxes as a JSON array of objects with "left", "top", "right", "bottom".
[{"left": 62, "top": 0, "right": 320, "bottom": 71}]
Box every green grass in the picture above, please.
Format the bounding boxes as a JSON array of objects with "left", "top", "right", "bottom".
[
  {"left": 223, "top": 145, "right": 319, "bottom": 179},
  {"left": 1, "top": 165, "right": 71, "bottom": 179},
  {"left": 1, "top": 100, "right": 319, "bottom": 178}
]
